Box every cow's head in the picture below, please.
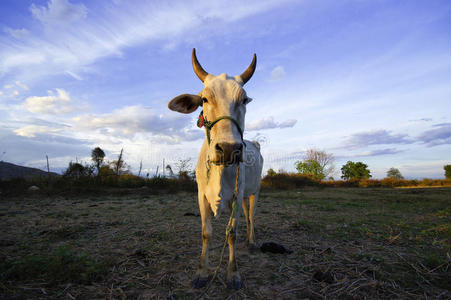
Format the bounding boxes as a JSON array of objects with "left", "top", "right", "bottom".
[{"left": 168, "top": 49, "right": 256, "bottom": 166}]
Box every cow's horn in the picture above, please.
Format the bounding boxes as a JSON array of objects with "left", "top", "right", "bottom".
[
  {"left": 239, "top": 54, "right": 257, "bottom": 85},
  {"left": 192, "top": 48, "right": 208, "bottom": 82}
]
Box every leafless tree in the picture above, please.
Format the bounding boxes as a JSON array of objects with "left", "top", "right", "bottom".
[
  {"left": 303, "top": 148, "right": 335, "bottom": 178},
  {"left": 111, "top": 148, "right": 130, "bottom": 176},
  {"left": 175, "top": 158, "right": 191, "bottom": 174}
]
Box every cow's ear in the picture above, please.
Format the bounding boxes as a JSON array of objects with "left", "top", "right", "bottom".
[
  {"left": 168, "top": 94, "right": 202, "bottom": 114},
  {"left": 243, "top": 97, "right": 253, "bottom": 105}
]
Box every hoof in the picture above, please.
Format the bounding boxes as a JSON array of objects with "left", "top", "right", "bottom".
[
  {"left": 192, "top": 274, "right": 211, "bottom": 289},
  {"left": 227, "top": 275, "right": 242, "bottom": 290}
]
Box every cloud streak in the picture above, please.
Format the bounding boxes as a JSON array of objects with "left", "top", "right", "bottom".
[
  {"left": 269, "top": 66, "right": 285, "bottom": 81},
  {"left": 417, "top": 123, "right": 451, "bottom": 146},
  {"left": 72, "top": 105, "right": 203, "bottom": 143},
  {"left": 0, "top": 0, "right": 292, "bottom": 81},
  {"left": 344, "top": 129, "right": 413, "bottom": 148},
  {"left": 337, "top": 148, "right": 403, "bottom": 159},
  {"left": 24, "top": 88, "right": 77, "bottom": 114},
  {"left": 14, "top": 125, "right": 62, "bottom": 138},
  {"left": 30, "top": 0, "right": 87, "bottom": 27},
  {"left": 246, "top": 116, "right": 297, "bottom": 131}
]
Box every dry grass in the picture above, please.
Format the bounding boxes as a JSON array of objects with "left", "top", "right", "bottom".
[{"left": 1, "top": 187, "right": 450, "bottom": 299}]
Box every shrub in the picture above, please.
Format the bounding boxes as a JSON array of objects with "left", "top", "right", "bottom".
[
  {"left": 444, "top": 165, "right": 451, "bottom": 179},
  {"left": 261, "top": 172, "right": 319, "bottom": 190}
]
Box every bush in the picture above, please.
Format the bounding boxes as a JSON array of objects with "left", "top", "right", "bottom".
[
  {"left": 261, "top": 172, "right": 319, "bottom": 190},
  {"left": 444, "top": 165, "right": 451, "bottom": 179}
]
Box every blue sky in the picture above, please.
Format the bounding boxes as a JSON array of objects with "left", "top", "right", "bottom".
[{"left": 1, "top": 0, "right": 450, "bottom": 179}]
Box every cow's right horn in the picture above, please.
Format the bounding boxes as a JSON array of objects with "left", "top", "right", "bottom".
[{"left": 192, "top": 48, "right": 208, "bottom": 82}]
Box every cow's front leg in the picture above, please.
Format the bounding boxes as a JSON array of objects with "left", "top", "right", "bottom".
[
  {"left": 192, "top": 193, "right": 212, "bottom": 289},
  {"left": 227, "top": 205, "right": 241, "bottom": 290}
]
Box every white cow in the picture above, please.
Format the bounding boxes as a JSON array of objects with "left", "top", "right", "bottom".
[{"left": 168, "top": 49, "right": 263, "bottom": 290}]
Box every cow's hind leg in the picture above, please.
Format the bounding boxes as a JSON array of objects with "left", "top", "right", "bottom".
[
  {"left": 247, "top": 193, "right": 258, "bottom": 251},
  {"left": 242, "top": 197, "right": 250, "bottom": 244},
  {"left": 192, "top": 193, "right": 212, "bottom": 288},
  {"left": 227, "top": 207, "right": 241, "bottom": 290}
]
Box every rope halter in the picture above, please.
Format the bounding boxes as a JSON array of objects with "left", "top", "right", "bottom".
[{"left": 197, "top": 110, "right": 244, "bottom": 146}]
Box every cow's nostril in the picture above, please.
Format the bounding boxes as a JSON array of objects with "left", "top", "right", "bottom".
[{"left": 215, "top": 144, "right": 224, "bottom": 153}]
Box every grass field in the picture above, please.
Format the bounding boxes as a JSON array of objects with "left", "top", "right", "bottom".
[{"left": 1, "top": 187, "right": 450, "bottom": 299}]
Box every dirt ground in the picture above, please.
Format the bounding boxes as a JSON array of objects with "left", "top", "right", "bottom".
[{"left": 1, "top": 187, "right": 450, "bottom": 299}]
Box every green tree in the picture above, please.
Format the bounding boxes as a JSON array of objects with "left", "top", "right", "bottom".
[
  {"left": 341, "top": 161, "right": 371, "bottom": 180},
  {"left": 266, "top": 168, "right": 276, "bottom": 176},
  {"left": 444, "top": 165, "right": 451, "bottom": 179},
  {"left": 304, "top": 149, "right": 335, "bottom": 178},
  {"left": 63, "top": 162, "right": 93, "bottom": 178},
  {"left": 296, "top": 159, "right": 325, "bottom": 180},
  {"left": 91, "top": 147, "right": 105, "bottom": 176},
  {"left": 386, "top": 167, "right": 404, "bottom": 180},
  {"left": 98, "top": 165, "right": 115, "bottom": 177}
]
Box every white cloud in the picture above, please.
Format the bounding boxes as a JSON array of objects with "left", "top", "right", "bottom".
[
  {"left": 15, "top": 81, "right": 29, "bottom": 91},
  {"left": 72, "top": 105, "right": 203, "bottom": 143},
  {"left": 14, "top": 125, "right": 61, "bottom": 137},
  {"left": 247, "top": 116, "right": 297, "bottom": 131},
  {"left": 269, "top": 65, "right": 285, "bottom": 81},
  {"left": 0, "top": 81, "right": 29, "bottom": 99},
  {"left": 24, "top": 88, "right": 76, "bottom": 114},
  {"left": 0, "top": 0, "right": 292, "bottom": 81},
  {"left": 65, "top": 70, "right": 82, "bottom": 80},
  {"left": 3, "top": 27, "right": 30, "bottom": 39},
  {"left": 30, "top": 0, "right": 87, "bottom": 27}
]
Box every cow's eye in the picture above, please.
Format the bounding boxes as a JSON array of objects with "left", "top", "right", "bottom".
[{"left": 202, "top": 97, "right": 208, "bottom": 103}]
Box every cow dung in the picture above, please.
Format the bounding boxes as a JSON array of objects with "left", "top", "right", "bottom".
[{"left": 260, "top": 242, "right": 293, "bottom": 254}]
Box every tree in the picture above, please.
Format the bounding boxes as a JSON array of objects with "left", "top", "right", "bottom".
[
  {"left": 91, "top": 147, "right": 105, "bottom": 175},
  {"left": 295, "top": 159, "right": 325, "bottom": 180},
  {"left": 386, "top": 167, "right": 404, "bottom": 179},
  {"left": 175, "top": 158, "right": 192, "bottom": 176},
  {"left": 64, "top": 162, "right": 93, "bottom": 178},
  {"left": 267, "top": 168, "right": 276, "bottom": 176},
  {"left": 110, "top": 148, "right": 130, "bottom": 176},
  {"left": 444, "top": 165, "right": 451, "bottom": 179},
  {"left": 304, "top": 149, "right": 335, "bottom": 178},
  {"left": 341, "top": 161, "right": 371, "bottom": 180},
  {"left": 98, "top": 164, "right": 115, "bottom": 177}
]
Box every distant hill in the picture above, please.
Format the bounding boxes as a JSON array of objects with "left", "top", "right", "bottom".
[{"left": 0, "top": 161, "right": 59, "bottom": 180}]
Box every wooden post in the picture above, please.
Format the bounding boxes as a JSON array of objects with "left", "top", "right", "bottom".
[
  {"left": 46, "top": 155, "right": 50, "bottom": 178},
  {"left": 138, "top": 160, "right": 142, "bottom": 177}
]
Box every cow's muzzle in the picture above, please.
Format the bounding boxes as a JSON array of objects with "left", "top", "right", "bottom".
[{"left": 212, "top": 142, "right": 243, "bottom": 166}]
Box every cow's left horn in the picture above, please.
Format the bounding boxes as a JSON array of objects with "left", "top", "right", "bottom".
[
  {"left": 239, "top": 54, "right": 257, "bottom": 85},
  {"left": 192, "top": 48, "right": 208, "bottom": 82}
]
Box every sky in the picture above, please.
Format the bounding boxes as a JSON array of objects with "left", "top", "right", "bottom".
[{"left": 0, "top": 0, "right": 450, "bottom": 179}]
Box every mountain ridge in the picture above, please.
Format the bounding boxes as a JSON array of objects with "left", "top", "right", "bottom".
[{"left": 0, "top": 161, "right": 58, "bottom": 179}]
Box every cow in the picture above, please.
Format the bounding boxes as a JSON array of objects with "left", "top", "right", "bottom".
[{"left": 168, "top": 49, "right": 263, "bottom": 290}]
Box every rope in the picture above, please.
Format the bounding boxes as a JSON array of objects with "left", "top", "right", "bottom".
[
  {"left": 196, "top": 163, "right": 240, "bottom": 299},
  {"left": 198, "top": 110, "right": 244, "bottom": 145}
]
